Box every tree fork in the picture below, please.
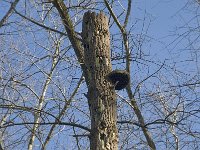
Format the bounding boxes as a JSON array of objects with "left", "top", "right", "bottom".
[{"left": 82, "top": 11, "right": 118, "bottom": 150}]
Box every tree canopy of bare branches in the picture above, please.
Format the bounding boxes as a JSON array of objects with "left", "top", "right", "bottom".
[{"left": 0, "top": 0, "right": 200, "bottom": 150}]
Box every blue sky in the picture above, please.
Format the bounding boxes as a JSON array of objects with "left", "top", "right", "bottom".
[
  {"left": 134, "top": 0, "right": 189, "bottom": 53},
  {"left": 0, "top": 0, "right": 195, "bottom": 59},
  {"left": 128, "top": 0, "right": 200, "bottom": 75}
]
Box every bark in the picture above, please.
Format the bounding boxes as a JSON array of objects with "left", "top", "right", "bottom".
[{"left": 82, "top": 11, "right": 118, "bottom": 150}]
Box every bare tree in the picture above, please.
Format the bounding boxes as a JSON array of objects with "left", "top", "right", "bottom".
[{"left": 0, "top": 0, "right": 200, "bottom": 150}]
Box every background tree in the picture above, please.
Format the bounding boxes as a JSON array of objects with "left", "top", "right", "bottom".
[{"left": 0, "top": 0, "right": 200, "bottom": 150}]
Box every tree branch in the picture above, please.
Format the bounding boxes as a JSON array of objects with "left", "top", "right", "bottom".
[
  {"left": 14, "top": 9, "right": 68, "bottom": 36},
  {"left": 0, "top": 0, "right": 20, "bottom": 28},
  {"left": 51, "top": 0, "right": 89, "bottom": 85},
  {"left": 42, "top": 74, "right": 84, "bottom": 149},
  {"left": 124, "top": 0, "right": 132, "bottom": 28},
  {"left": 1, "top": 121, "right": 90, "bottom": 132},
  {"left": 104, "top": 1, "right": 156, "bottom": 149}
]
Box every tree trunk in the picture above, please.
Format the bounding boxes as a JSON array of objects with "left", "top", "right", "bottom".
[{"left": 82, "top": 11, "right": 118, "bottom": 150}]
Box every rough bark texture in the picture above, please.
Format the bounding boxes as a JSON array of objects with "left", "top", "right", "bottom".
[{"left": 82, "top": 11, "right": 118, "bottom": 150}]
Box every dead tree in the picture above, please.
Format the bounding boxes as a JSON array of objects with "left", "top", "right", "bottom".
[{"left": 82, "top": 11, "right": 118, "bottom": 150}]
